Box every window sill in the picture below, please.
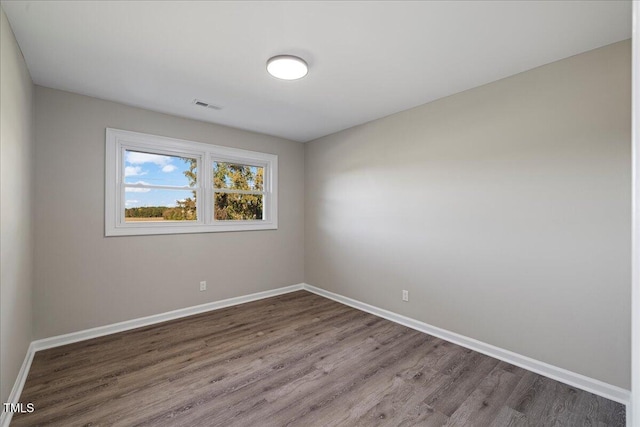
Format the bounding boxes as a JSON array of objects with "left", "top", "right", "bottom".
[{"left": 105, "top": 221, "right": 277, "bottom": 237}]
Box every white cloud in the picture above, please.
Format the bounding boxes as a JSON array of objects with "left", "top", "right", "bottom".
[
  {"left": 162, "top": 164, "right": 177, "bottom": 173},
  {"left": 125, "top": 200, "right": 140, "bottom": 206},
  {"left": 124, "top": 166, "right": 146, "bottom": 177},
  {"left": 126, "top": 151, "right": 172, "bottom": 167}
]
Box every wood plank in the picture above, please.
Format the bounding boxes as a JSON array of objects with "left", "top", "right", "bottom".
[
  {"left": 445, "top": 367, "right": 520, "bottom": 426},
  {"left": 488, "top": 406, "right": 528, "bottom": 427}
]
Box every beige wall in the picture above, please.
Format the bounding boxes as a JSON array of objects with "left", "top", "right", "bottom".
[
  {"left": 33, "top": 87, "right": 304, "bottom": 339},
  {"left": 1, "top": 8, "right": 35, "bottom": 403},
  {"left": 305, "top": 40, "right": 632, "bottom": 388}
]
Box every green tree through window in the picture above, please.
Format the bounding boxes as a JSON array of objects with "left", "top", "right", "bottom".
[{"left": 213, "top": 162, "right": 264, "bottom": 220}]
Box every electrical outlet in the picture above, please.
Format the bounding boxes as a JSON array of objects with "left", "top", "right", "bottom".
[
  {"left": 402, "top": 290, "right": 409, "bottom": 302},
  {"left": 200, "top": 281, "right": 207, "bottom": 291}
]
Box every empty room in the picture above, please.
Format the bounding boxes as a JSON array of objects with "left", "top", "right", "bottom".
[{"left": 1, "top": 1, "right": 639, "bottom": 426}]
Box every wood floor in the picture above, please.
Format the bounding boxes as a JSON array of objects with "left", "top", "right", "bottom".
[{"left": 13, "top": 291, "right": 625, "bottom": 426}]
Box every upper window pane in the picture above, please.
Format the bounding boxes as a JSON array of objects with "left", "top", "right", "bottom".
[
  {"left": 213, "top": 161, "right": 264, "bottom": 191},
  {"left": 124, "top": 150, "right": 197, "bottom": 187}
]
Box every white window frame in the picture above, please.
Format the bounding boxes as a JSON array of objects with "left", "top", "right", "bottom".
[{"left": 105, "top": 128, "right": 278, "bottom": 236}]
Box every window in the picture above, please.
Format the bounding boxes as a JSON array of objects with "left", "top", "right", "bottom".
[{"left": 105, "top": 128, "right": 277, "bottom": 236}]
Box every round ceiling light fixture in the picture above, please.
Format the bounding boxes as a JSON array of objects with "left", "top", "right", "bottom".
[{"left": 266, "top": 55, "right": 308, "bottom": 80}]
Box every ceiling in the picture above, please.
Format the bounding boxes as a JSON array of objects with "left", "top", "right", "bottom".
[{"left": 2, "top": 1, "right": 632, "bottom": 142}]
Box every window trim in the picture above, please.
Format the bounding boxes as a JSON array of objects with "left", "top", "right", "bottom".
[{"left": 105, "top": 128, "right": 278, "bottom": 236}]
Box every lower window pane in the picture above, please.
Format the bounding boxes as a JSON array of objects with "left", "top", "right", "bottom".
[
  {"left": 214, "top": 192, "right": 263, "bottom": 221},
  {"left": 125, "top": 189, "right": 197, "bottom": 222}
]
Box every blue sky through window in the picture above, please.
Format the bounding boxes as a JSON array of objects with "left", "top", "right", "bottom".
[{"left": 124, "top": 150, "right": 196, "bottom": 208}]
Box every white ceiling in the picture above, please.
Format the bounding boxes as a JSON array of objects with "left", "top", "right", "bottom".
[{"left": 2, "top": 1, "right": 632, "bottom": 142}]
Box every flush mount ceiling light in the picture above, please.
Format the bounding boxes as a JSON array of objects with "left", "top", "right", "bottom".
[{"left": 266, "top": 55, "right": 308, "bottom": 80}]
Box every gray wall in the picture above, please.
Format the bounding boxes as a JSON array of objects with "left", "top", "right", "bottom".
[
  {"left": 33, "top": 87, "right": 304, "bottom": 339},
  {"left": 305, "top": 40, "right": 631, "bottom": 388},
  {"left": 1, "top": 8, "right": 34, "bottom": 403}
]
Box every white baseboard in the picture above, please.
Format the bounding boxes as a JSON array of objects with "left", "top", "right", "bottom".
[
  {"left": 0, "top": 342, "right": 36, "bottom": 427},
  {"left": 301, "top": 283, "right": 631, "bottom": 406},
  {"left": 32, "top": 284, "right": 304, "bottom": 351}
]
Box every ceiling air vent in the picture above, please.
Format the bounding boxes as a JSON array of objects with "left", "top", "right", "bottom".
[{"left": 192, "top": 99, "right": 222, "bottom": 110}]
